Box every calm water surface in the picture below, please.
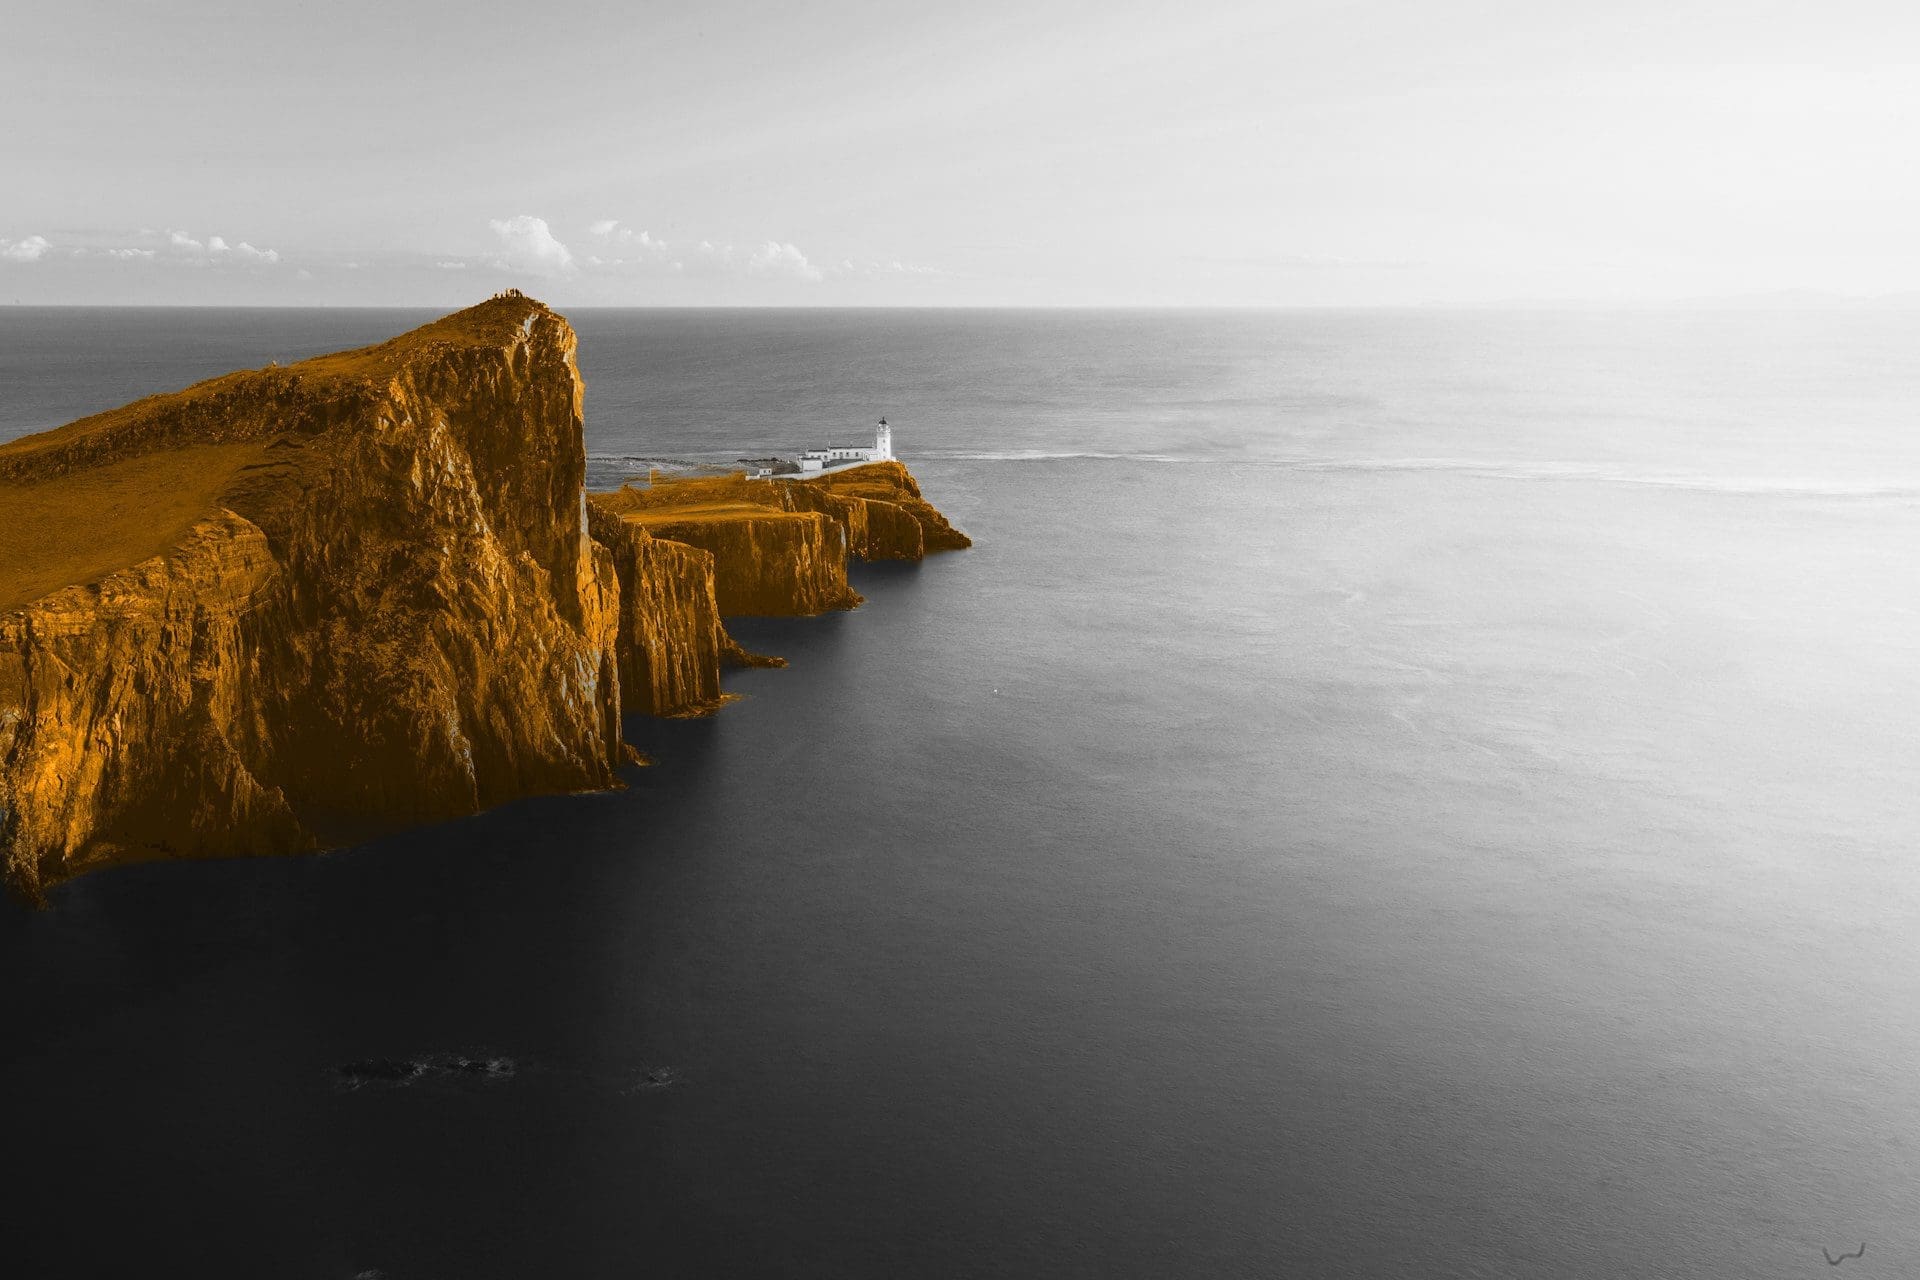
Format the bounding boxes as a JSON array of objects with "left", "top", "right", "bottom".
[{"left": 1, "top": 308, "right": 1917, "bottom": 1278}]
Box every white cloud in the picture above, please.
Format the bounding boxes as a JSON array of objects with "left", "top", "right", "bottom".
[
  {"left": 1, "top": 234, "right": 52, "bottom": 262},
  {"left": 572, "top": 219, "right": 684, "bottom": 270},
  {"left": 489, "top": 215, "right": 575, "bottom": 275},
  {"left": 437, "top": 260, "right": 468, "bottom": 270},
  {"left": 538, "top": 221, "right": 836, "bottom": 285},
  {"left": 746, "top": 240, "right": 824, "bottom": 282},
  {"left": 154, "top": 230, "right": 280, "bottom": 265},
  {"left": 837, "top": 256, "right": 948, "bottom": 279},
  {"left": 107, "top": 247, "right": 156, "bottom": 260}
]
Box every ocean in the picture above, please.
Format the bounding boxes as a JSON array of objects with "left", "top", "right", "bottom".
[{"left": 2, "top": 307, "right": 1917, "bottom": 1278}]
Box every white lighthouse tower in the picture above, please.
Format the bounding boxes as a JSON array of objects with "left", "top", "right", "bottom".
[{"left": 874, "top": 417, "right": 893, "bottom": 461}]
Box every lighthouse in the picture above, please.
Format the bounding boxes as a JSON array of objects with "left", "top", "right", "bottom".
[{"left": 874, "top": 417, "right": 893, "bottom": 461}]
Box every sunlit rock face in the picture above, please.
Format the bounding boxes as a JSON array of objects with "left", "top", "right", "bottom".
[
  {"left": 621, "top": 507, "right": 863, "bottom": 618},
  {"left": 592, "top": 461, "right": 971, "bottom": 616},
  {"left": 0, "top": 295, "right": 625, "bottom": 899},
  {"left": 585, "top": 499, "right": 782, "bottom": 719},
  {"left": 0, "top": 296, "right": 973, "bottom": 901},
  {"left": 811, "top": 460, "right": 974, "bottom": 556}
]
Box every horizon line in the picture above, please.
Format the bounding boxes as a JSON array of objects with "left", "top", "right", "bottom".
[{"left": 10, "top": 299, "right": 1920, "bottom": 313}]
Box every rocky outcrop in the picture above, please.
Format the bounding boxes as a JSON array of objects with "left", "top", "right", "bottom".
[
  {"left": 814, "top": 460, "right": 974, "bottom": 554},
  {"left": 0, "top": 295, "right": 625, "bottom": 900},
  {"left": 592, "top": 461, "right": 972, "bottom": 613},
  {"left": 585, "top": 500, "right": 782, "bottom": 718},
  {"left": 0, "top": 295, "right": 971, "bottom": 901},
  {"left": 0, "top": 513, "right": 311, "bottom": 883},
  {"left": 592, "top": 480, "right": 863, "bottom": 617},
  {"left": 626, "top": 510, "right": 861, "bottom": 617},
  {"left": 776, "top": 475, "right": 924, "bottom": 561}
]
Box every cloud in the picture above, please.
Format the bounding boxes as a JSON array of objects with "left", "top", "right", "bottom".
[
  {"left": 153, "top": 230, "right": 281, "bottom": 265},
  {"left": 745, "top": 240, "right": 823, "bottom": 282},
  {"left": 28, "top": 227, "right": 284, "bottom": 270},
  {"left": 837, "top": 256, "right": 948, "bottom": 279},
  {"left": 541, "top": 219, "right": 835, "bottom": 285},
  {"left": 1, "top": 234, "right": 52, "bottom": 262},
  {"left": 489, "top": 215, "right": 575, "bottom": 275},
  {"left": 436, "top": 260, "right": 468, "bottom": 270},
  {"left": 1180, "top": 250, "right": 1423, "bottom": 271},
  {"left": 585, "top": 221, "right": 672, "bottom": 263}
]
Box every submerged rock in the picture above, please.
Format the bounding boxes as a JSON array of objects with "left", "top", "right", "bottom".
[
  {"left": 335, "top": 1053, "right": 516, "bottom": 1088},
  {"left": 632, "top": 1065, "right": 681, "bottom": 1091},
  {"left": 336, "top": 1059, "right": 427, "bottom": 1084}
]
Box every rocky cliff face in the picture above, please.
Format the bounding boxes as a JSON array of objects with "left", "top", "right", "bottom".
[
  {"left": 0, "top": 296, "right": 971, "bottom": 901},
  {"left": 0, "top": 296, "right": 627, "bottom": 899},
  {"left": 814, "top": 460, "right": 974, "bottom": 554},
  {"left": 584, "top": 500, "right": 781, "bottom": 718},
  {"left": 593, "top": 462, "right": 972, "bottom": 614},
  {"left": 619, "top": 508, "right": 863, "bottom": 617}
]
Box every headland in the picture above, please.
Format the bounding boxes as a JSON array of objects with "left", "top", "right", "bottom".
[{"left": 0, "top": 294, "right": 968, "bottom": 901}]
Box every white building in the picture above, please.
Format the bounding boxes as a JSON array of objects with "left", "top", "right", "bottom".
[{"left": 798, "top": 419, "right": 894, "bottom": 473}]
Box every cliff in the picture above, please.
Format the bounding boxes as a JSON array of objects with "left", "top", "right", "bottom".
[
  {"left": 584, "top": 501, "right": 782, "bottom": 718},
  {"left": 598, "top": 499, "right": 862, "bottom": 617},
  {"left": 591, "top": 461, "right": 972, "bottom": 615},
  {"left": 0, "top": 296, "right": 970, "bottom": 901},
  {"left": 0, "top": 296, "right": 631, "bottom": 899},
  {"left": 813, "top": 460, "right": 974, "bottom": 554}
]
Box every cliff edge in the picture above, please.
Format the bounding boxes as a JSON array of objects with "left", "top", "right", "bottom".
[
  {"left": 590, "top": 461, "right": 971, "bottom": 615},
  {"left": 0, "top": 296, "right": 970, "bottom": 902},
  {"left": 0, "top": 295, "right": 632, "bottom": 899}
]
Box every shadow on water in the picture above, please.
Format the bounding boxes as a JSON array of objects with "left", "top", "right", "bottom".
[
  {"left": 723, "top": 604, "right": 854, "bottom": 672},
  {"left": 0, "top": 554, "right": 935, "bottom": 1067},
  {"left": 0, "top": 539, "right": 996, "bottom": 1274},
  {"left": 722, "top": 557, "right": 930, "bottom": 667},
  {"left": 847, "top": 559, "right": 926, "bottom": 588},
  {"left": 0, "top": 727, "right": 702, "bottom": 1067},
  {"left": 621, "top": 709, "right": 726, "bottom": 780}
]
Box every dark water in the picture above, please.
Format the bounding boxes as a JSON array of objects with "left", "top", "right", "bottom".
[{"left": 2, "top": 308, "right": 1919, "bottom": 1278}]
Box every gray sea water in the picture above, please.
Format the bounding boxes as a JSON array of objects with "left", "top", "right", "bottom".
[{"left": 1, "top": 307, "right": 1918, "bottom": 1278}]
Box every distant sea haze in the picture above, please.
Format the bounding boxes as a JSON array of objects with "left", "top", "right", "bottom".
[{"left": 3, "top": 306, "right": 1918, "bottom": 1277}]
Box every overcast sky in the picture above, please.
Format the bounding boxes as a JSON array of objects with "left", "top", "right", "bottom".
[{"left": 4, "top": 0, "right": 1918, "bottom": 306}]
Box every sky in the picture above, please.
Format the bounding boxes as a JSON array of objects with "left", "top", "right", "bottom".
[{"left": 3, "top": 0, "right": 1919, "bottom": 306}]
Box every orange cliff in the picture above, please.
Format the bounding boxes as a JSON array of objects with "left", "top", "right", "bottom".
[
  {"left": 585, "top": 500, "right": 783, "bottom": 719},
  {"left": 589, "top": 460, "right": 972, "bottom": 616},
  {"left": 0, "top": 295, "right": 970, "bottom": 902},
  {"left": 0, "top": 295, "right": 624, "bottom": 899},
  {"left": 0, "top": 297, "right": 967, "bottom": 905}
]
